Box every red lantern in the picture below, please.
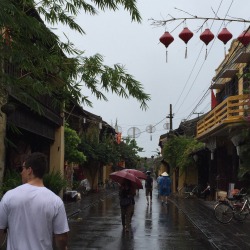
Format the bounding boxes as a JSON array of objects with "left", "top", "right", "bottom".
[
  {"left": 237, "top": 30, "right": 250, "bottom": 47},
  {"left": 159, "top": 32, "right": 174, "bottom": 62},
  {"left": 200, "top": 28, "right": 214, "bottom": 59},
  {"left": 217, "top": 28, "right": 233, "bottom": 56},
  {"left": 218, "top": 28, "right": 233, "bottom": 44},
  {"left": 179, "top": 27, "right": 193, "bottom": 58}
]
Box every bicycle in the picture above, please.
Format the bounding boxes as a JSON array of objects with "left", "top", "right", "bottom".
[
  {"left": 214, "top": 188, "right": 250, "bottom": 224},
  {"left": 184, "top": 184, "right": 201, "bottom": 199}
]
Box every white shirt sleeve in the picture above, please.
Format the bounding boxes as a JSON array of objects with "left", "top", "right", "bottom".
[
  {"left": 53, "top": 203, "right": 69, "bottom": 234},
  {"left": 0, "top": 197, "right": 8, "bottom": 229}
]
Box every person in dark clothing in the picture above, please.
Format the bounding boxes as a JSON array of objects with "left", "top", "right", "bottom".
[
  {"left": 119, "top": 180, "right": 136, "bottom": 232},
  {"left": 145, "top": 171, "right": 153, "bottom": 205}
]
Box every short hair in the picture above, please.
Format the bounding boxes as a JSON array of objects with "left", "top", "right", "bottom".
[{"left": 24, "top": 152, "right": 48, "bottom": 178}]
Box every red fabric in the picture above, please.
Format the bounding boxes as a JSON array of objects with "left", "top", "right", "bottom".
[
  {"left": 116, "top": 132, "right": 122, "bottom": 144},
  {"left": 211, "top": 89, "right": 217, "bottom": 109}
]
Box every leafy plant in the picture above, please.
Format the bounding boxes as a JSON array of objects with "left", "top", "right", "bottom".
[
  {"left": 0, "top": 1, "right": 150, "bottom": 113},
  {"left": 64, "top": 124, "right": 86, "bottom": 164},
  {"left": 162, "top": 135, "right": 204, "bottom": 174},
  {"left": 0, "top": 169, "right": 22, "bottom": 195},
  {"left": 43, "top": 171, "right": 67, "bottom": 195}
]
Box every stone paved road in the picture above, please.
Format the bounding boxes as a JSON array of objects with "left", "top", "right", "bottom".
[
  {"left": 66, "top": 187, "right": 250, "bottom": 250},
  {"left": 67, "top": 188, "right": 216, "bottom": 250},
  {"left": 170, "top": 196, "right": 250, "bottom": 250}
]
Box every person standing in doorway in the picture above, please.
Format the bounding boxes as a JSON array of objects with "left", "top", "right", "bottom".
[
  {"left": 159, "top": 172, "right": 171, "bottom": 205},
  {"left": 145, "top": 171, "right": 153, "bottom": 205},
  {"left": 0, "top": 152, "right": 69, "bottom": 250}
]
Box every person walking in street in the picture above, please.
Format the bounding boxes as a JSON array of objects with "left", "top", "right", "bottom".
[
  {"left": 159, "top": 172, "right": 171, "bottom": 205},
  {"left": 119, "top": 180, "right": 136, "bottom": 232},
  {"left": 145, "top": 171, "right": 153, "bottom": 205},
  {"left": 156, "top": 174, "right": 162, "bottom": 198},
  {"left": 0, "top": 152, "right": 69, "bottom": 250}
]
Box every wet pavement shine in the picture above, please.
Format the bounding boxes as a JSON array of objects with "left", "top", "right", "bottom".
[{"left": 66, "top": 188, "right": 217, "bottom": 250}]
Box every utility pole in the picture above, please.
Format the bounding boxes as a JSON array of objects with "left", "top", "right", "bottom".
[
  {"left": 194, "top": 112, "right": 204, "bottom": 118},
  {"left": 167, "top": 104, "right": 174, "bottom": 131}
]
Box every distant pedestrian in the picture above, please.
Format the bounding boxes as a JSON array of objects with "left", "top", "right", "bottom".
[
  {"left": 0, "top": 152, "right": 69, "bottom": 250},
  {"left": 119, "top": 180, "right": 136, "bottom": 232},
  {"left": 159, "top": 172, "right": 171, "bottom": 205},
  {"left": 79, "top": 178, "right": 91, "bottom": 195},
  {"left": 156, "top": 174, "right": 163, "bottom": 198},
  {"left": 145, "top": 171, "right": 153, "bottom": 205}
]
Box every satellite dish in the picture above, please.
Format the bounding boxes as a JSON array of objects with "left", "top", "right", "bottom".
[
  {"left": 127, "top": 127, "right": 140, "bottom": 138},
  {"left": 163, "top": 123, "right": 170, "bottom": 130}
]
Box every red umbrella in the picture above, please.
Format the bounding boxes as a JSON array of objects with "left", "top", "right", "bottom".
[
  {"left": 122, "top": 169, "right": 147, "bottom": 180},
  {"left": 109, "top": 171, "right": 143, "bottom": 189}
]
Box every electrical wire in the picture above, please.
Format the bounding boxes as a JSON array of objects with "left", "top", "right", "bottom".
[
  {"left": 183, "top": 0, "right": 237, "bottom": 120},
  {"left": 174, "top": 0, "right": 225, "bottom": 114}
]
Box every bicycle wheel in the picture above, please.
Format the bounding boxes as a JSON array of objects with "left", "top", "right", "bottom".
[
  {"left": 233, "top": 203, "right": 247, "bottom": 221},
  {"left": 214, "top": 202, "right": 234, "bottom": 224}
]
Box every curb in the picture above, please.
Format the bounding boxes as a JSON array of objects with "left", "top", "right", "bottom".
[
  {"left": 65, "top": 189, "right": 118, "bottom": 219},
  {"left": 169, "top": 196, "right": 220, "bottom": 250}
]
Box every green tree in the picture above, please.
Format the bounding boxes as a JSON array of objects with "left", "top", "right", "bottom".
[
  {"left": 0, "top": 0, "right": 150, "bottom": 112},
  {"left": 116, "top": 138, "right": 143, "bottom": 169},
  {"left": 79, "top": 127, "right": 116, "bottom": 188},
  {"left": 64, "top": 125, "right": 86, "bottom": 164},
  {"left": 162, "top": 135, "right": 204, "bottom": 174},
  {"left": 79, "top": 129, "right": 142, "bottom": 188}
]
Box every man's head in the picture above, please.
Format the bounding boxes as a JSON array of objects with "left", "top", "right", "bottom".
[
  {"left": 22, "top": 152, "right": 47, "bottom": 183},
  {"left": 146, "top": 171, "right": 151, "bottom": 176}
]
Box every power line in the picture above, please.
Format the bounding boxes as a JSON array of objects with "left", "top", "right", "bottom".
[
  {"left": 183, "top": 0, "right": 237, "bottom": 120},
  {"left": 174, "top": 0, "right": 225, "bottom": 114}
]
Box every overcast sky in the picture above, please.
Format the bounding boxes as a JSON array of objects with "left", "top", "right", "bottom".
[{"left": 55, "top": 0, "right": 250, "bottom": 157}]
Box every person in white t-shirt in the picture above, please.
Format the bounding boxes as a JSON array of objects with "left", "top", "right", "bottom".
[{"left": 0, "top": 152, "right": 69, "bottom": 250}]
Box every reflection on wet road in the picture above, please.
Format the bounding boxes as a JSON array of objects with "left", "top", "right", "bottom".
[{"left": 68, "top": 188, "right": 216, "bottom": 249}]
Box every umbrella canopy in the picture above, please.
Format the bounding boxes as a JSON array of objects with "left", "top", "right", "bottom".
[
  {"left": 122, "top": 169, "right": 147, "bottom": 180},
  {"left": 109, "top": 171, "right": 143, "bottom": 189}
]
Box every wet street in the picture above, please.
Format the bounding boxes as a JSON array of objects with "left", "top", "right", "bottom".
[{"left": 67, "top": 188, "right": 216, "bottom": 250}]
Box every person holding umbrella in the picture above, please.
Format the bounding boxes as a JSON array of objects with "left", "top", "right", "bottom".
[
  {"left": 119, "top": 180, "right": 136, "bottom": 232},
  {"left": 110, "top": 171, "right": 142, "bottom": 232}
]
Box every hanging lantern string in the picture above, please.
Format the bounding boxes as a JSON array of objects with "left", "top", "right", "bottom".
[
  {"left": 170, "top": 20, "right": 185, "bottom": 33},
  {"left": 205, "top": 48, "right": 208, "bottom": 60},
  {"left": 179, "top": 26, "right": 193, "bottom": 59},
  {"left": 150, "top": 16, "right": 250, "bottom": 27},
  {"left": 184, "top": 20, "right": 188, "bottom": 59}
]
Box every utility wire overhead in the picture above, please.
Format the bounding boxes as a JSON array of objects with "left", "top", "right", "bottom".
[{"left": 174, "top": 0, "right": 225, "bottom": 115}]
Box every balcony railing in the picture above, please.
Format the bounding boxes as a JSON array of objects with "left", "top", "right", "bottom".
[{"left": 197, "top": 94, "right": 249, "bottom": 138}]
